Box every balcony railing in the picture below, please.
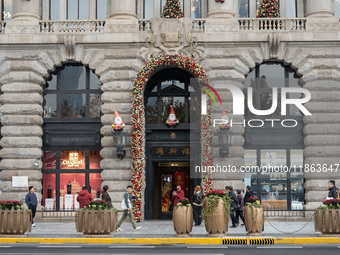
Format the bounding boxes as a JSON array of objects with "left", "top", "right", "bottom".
[
  {"left": 0, "top": 21, "right": 6, "bottom": 33},
  {"left": 239, "top": 18, "right": 307, "bottom": 31},
  {"left": 139, "top": 19, "right": 151, "bottom": 32},
  {"left": 40, "top": 20, "right": 106, "bottom": 33},
  {"left": 192, "top": 19, "right": 206, "bottom": 32}
]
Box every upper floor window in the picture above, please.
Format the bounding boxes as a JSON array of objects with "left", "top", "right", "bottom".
[
  {"left": 335, "top": 0, "right": 340, "bottom": 17},
  {"left": 191, "top": 0, "right": 201, "bottom": 18},
  {"left": 44, "top": 65, "right": 101, "bottom": 120},
  {"left": 2, "top": 0, "right": 12, "bottom": 21},
  {"left": 244, "top": 62, "right": 303, "bottom": 117},
  {"left": 67, "top": 0, "right": 89, "bottom": 20},
  {"left": 239, "top": 0, "right": 249, "bottom": 18},
  {"left": 96, "top": 0, "right": 107, "bottom": 19},
  {"left": 240, "top": 0, "right": 297, "bottom": 18}
]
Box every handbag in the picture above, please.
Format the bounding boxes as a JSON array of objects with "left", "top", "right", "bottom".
[{"left": 121, "top": 197, "right": 131, "bottom": 210}]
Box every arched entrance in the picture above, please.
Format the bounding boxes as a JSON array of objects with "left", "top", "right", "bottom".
[{"left": 131, "top": 55, "right": 214, "bottom": 221}]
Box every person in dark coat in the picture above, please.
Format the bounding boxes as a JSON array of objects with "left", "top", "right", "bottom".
[
  {"left": 236, "top": 189, "right": 245, "bottom": 226},
  {"left": 77, "top": 186, "right": 93, "bottom": 208},
  {"left": 101, "top": 185, "right": 112, "bottom": 208},
  {"left": 192, "top": 185, "right": 204, "bottom": 226},
  {"left": 25, "top": 186, "right": 38, "bottom": 227},
  {"left": 328, "top": 180, "right": 339, "bottom": 199},
  {"left": 244, "top": 185, "right": 254, "bottom": 204},
  {"left": 225, "top": 186, "right": 239, "bottom": 228}
]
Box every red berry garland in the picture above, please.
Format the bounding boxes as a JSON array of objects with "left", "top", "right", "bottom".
[{"left": 131, "top": 54, "right": 214, "bottom": 221}]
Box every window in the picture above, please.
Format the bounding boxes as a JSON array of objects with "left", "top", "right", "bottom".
[
  {"left": 144, "top": 68, "right": 200, "bottom": 126},
  {"left": 161, "top": 0, "right": 184, "bottom": 15},
  {"left": 244, "top": 63, "right": 303, "bottom": 117},
  {"left": 44, "top": 65, "right": 101, "bottom": 120},
  {"left": 243, "top": 62, "right": 304, "bottom": 212},
  {"left": 239, "top": 0, "right": 249, "bottom": 18},
  {"left": 285, "top": 0, "right": 296, "bottom": 18},
  {"left": 96, "top": 0, "right": 107, "bottom": 19},
  {"left": 67, "top": 0, "right": 89, "bottom": 20},
  {"left": 191, "top": 0, "right": 201, "bottom": 18},
  {"left": 336, "top": 0, "right": 340, "bottom": 17},
  {"left": 2, "top": 0, "right": 12, "bottom": 21},
  {"left": 144, "top": 0, "right": 154, "bottom": 19},
  {"left": 49, "top": 0, "right": 60, "bottom": 20},
  {"left": 42, "top": 150, "right": 102, "bottom": 210}
]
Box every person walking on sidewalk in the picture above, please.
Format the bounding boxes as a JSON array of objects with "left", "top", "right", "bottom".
[
  {"left": 244, "top": 185, "right": 254, "bottom": 204},
  {"left": 225, "top": 186, "right": 239, "bottom": 228},
  {"left": 173, "top": 185, "right": 185, "bottom": 207},
  {"left": 236, "top": 189, "right": 245, "bottom": 226},
  {"left": 117, "top": 185, "right": 141, "bottom": 231},
  {"left": 192, "top": 185, "right": 204, "bottom": 226},
  {"left": 25, "top": 186, "right": 38, "bottom": 227},
  {"left": 101, "top": 185, "right": 112, "bottom": 208},
  {"left": 328, "top": 180, "right": 340, "bottom": 199},
  {"left": 77, "top": 186, "right": 93, "bottom": 208}
]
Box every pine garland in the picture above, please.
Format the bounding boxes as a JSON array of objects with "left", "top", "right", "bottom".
[
  {"left": 161, "top": 0, "right": 184, "bottom": 19},
  {"left": 257, "top": 0, "right": 280, "bottom": 18}
]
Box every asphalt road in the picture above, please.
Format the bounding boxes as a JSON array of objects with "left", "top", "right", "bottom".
[{"left": 0, "top": 244, "right": 339, "bottom": 255}]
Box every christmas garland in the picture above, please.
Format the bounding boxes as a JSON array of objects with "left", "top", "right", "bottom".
[{"left": 131, "top": 54, "right": 214, "bottom": 221}]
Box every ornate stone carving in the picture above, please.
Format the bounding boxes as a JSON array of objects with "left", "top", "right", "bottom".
[
  {"left": 268, "top": 34, "right": 280, "bottom": 59},
  {"left": 160, "top": 20, "right": 184, "bottom": 48},
  {"left": 205, "top": 24, "right": 238, "bottom": 32},
  {"left": 6, "top": 26, "right": 37, "bottom": 34},
  {"left": 64, "top": 36, "right": 76, "bottom": 61},
  {"left": 109, "top": 24, "right": 138, "bottom": 33},
  {"left": 308, "top": 23, "right": 340, "bottom": 32}
]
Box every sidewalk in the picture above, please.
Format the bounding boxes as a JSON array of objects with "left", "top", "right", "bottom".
[
  {"left": 2, "top": 221, "right": 340, "bottom": 245},
  {"left": 12, "top": 220, "right": 319, "bottom": 238}
]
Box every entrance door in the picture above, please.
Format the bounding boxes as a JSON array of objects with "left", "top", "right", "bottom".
[{"left": 153, "top": 162, "right": 191, "bottom": 219}]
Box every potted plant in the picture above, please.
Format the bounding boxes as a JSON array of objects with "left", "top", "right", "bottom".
[
  {"left": 244, "top": 196, "right": 264, "bottom": 235},
  {"left": 315, "top": 199, "right": 340, "bottom": 235},
  {"left": 76, "top": 200, "right": 118, "bottom": 235},
  {"left": 201, "top": 190, "right": 231, "bottom": 236},
  {"left": 173, "top": 198, "right": 193, "bottom": 236},
  {"left": 0, "top": 200, "right": 32, "bottom": 235}
]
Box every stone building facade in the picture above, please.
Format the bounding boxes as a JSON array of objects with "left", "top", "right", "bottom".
[{"left": 0, "top": 0, "right": 339, "bottom": 220}]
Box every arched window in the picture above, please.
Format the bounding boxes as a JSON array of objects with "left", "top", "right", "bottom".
[
  {"left": 243, "top": 62, "right": 305, "bottom": 214},
  {"left": 42, "top": 64, "right": 102, "bottom": 212},
  {"left": 144, "top": 68, "right": 200, "bottom": 126},
  {"left": 43, "top": 65, "right": 101, "bottom": 120}
]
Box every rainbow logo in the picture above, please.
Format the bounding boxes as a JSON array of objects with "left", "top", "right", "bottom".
[{"left": 200, "top": 84, "right": 222, "bottom": 106}]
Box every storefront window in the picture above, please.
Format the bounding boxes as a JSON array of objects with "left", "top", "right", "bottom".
[
  {"left": 2, "top": 0, "right": 12, "bottom": 20},
  {"left": 42, "top": 150, "right": 102, "bottom": 211},
  {"left": 44, "top": 65, "right": 101, "bottom": 120}
]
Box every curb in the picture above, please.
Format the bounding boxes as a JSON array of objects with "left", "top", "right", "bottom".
[{"left": 0, "top": 237, "right": 340, "bottom": 245}]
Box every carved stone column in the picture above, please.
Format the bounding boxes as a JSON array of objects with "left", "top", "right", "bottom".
[
  {"left": 207, "top": 0, "right": 236, "bottom": 18},
  {"left": 304, "top": 0, "right": 334, "bottom": 17},
  {"left": 109, "top": 0, "right": 137, "bottom": 19}
]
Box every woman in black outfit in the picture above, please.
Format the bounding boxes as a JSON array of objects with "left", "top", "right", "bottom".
[{"left": 192, "top": 185, "right": 204, "bottom": 226}]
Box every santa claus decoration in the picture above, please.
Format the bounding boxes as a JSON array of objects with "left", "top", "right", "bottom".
[
  {"left": 219, "top": 110, "right": 231, "bottom": 129},
  {"left": 166, "top": 106, "right": 179, "bottom": 127},
  {"left": 112, "top": 111, "right": 125, "bottom": 131}
]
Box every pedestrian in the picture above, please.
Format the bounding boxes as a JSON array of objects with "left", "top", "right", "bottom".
[
  {"left": 101, "top": 185, "right": 112, "bottom": 208},
  {"left": 328, "top": 180, "right": 340, "bottom": 199},
  {"left": 172, "top": 185, "right": 185, "bottom": 207},
  {"left": 25, "top": 186, "right": 38, "bottom": 227},
  {"left": 225, "top": 186, "right": 239, "bottom": 228},
  {"left": 244, "top": 185, "right": 254, "bottom": 204},
  {"left": 76, "top": 186, "right": 93, "bottom": 208},
  {"left": 192, "top": 185, "right": 204, "bottom": 226},
  {"left": 117, "top": 185, "right": 141, "bottom": 231},
  {"left": 236, "top": 189, "right": 245, "bottom": 226}
]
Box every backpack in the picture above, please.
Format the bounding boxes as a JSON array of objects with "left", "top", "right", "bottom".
[{"left": 336, "top": 187, "right": 340, "bottom": 199}]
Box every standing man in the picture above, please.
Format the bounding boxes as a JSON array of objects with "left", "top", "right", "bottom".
[
  {"left": 236, "top": 189, "right": 245, "bottom": 226},
  {"left": 328, "top": 180, "right": 339, "bottom": 199},
  {"left": 244, "top": 185, "right": 254, "bottom": 204},
  {"left": 25, "top": 186, "right": 38, "bottom": 227},
  {"left": 172, "top": 185, "right": 185, "bottom": 207},
  {"left": 225, "top": 186, "right": 239, "bottom": 228},
  {"left": 117, "top": 185, "right": 141, "bottom": 231}
]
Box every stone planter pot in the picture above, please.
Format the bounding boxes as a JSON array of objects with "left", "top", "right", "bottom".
[
  {"left": 173, "top": 206, "right": 193, "bottom": 236},
  {"left": 76, "top": 210, "right": 117, "bottom": 235},
  {"left": 244, "top": 205, "right": 264, "bottom": 235},
  {"left": 315, "top": 209, "right": 340, "bottom": 234},
  {"left": 0, "top": 210, "right": 32, "bottom": 235},
  {"left": 204, "top": 198, "right": 228, "bottom": 235}
]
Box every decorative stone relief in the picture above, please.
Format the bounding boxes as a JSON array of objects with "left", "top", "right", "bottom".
[
  {"left": 64, "top": 36, "right": 76, "bottom": 61},
  {"left": 268, "top": 33, "right": 280, "bottom": 59}
]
